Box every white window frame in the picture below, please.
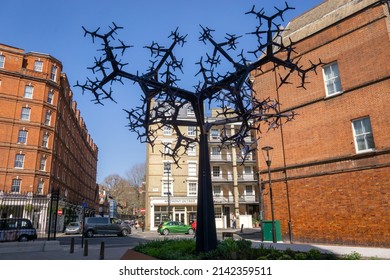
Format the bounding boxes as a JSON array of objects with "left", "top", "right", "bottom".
[
  {"left": 210, "top": 128, "right": 219, "bottom": 140},
  {"left": 34, "top": 60, "right": 43, "bottom": 72},
  {"left": 211, "top": 146, "right": 221, "bottom": 156},
  {"left": 21, "top": 107, "right": 31, "bottom": 121},
  {"left": 18, "top": 130, "right": 28, "bottom": 144},
  {"left": 24, "top": 85, "right": 34, "bottom": 99},
  {"left": 50, "top": 65, "right": 57, "bottom": 81},
  {"left": 162, "top": 180, "right": 173, "bottom": 196},
  {"left": 188, "top": 126, "right": 196, "bottom": 136},
  {"left": 245, "top": 185, "right": 254, "bottom": 196},
  {"left": 42, "top": 133, "right": 49, "bottom": 148},
  {"left": 244, "top": 166, "right": 252, "bottom": 175},
  {"left": 45, "top": 111, "right": 51, "bottom": 126},
  {"left": 213, "top": 185, "right": 222, "bottom": 197},
  {"left": 14, "top": 154, "right": 25, "bottom": 168},
  {"left": 323, "top": 62, "right": 342, "bottom": 97},
  {"left": 162, "top": 141, "right": 172, "bottom": 155},
  {"left": 47, "top": 90, "right": 54, "bottom": 104},
  {"left": 212, "top": 166, "right": 221, "bottom": 177},
  {"left": 352, "top": 117, "right": 375, "bottom": 153},
  {"left": 187, "top": 143, "right": 196, "bottom": 156},
  {"left": 163, "top": 125, "right": 172, "bottom": 136},
  {"left": 214, "top": 206, "right": 222, "bottom": 218},
  {"left": 37, "top": 181, "right": 44, "bottom": 195},
  {"left": 187, "top": 181, "right": 197, "bottom": 196},
  {"left": 188, "top": 161, "right": 197, "bottom": 176},
  {"left": 40, "top": 156, "right": 47, "bottom": 171},
  {"left": 11, "top": 179, "right": 21, "bottom": 193},
  {"left": 0, "top": 54, "right": 5, "bottom": 68}
]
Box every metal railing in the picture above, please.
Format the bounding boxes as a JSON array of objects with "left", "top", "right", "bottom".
[
  {"left": 0, "top": 190, "right": 71, "bottom": 240},
  {"left": 213, "top": 194, "right": 257, "bottom": 204}
]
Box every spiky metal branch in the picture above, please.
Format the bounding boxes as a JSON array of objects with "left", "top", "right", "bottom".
[
  {"left": 77, "top": 4, "right": 321, "bottom": 163},
  {"left": 76, "top": 2, "right": 322, "bottom": 252}
]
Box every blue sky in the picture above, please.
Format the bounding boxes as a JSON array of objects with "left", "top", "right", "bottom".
[{"left": 0, "top": 0, "right": 323, "bottom": 183}]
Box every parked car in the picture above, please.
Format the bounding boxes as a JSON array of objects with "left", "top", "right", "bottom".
[
  {"left": 65, "top": 222, "right": 81, "bottom": 235},
  {"left": 0, "top": 218, "right": 37, "bottom": 242},
  {"left": 157, "top": 221, "right": 194, "bottom": 235},
  {"left": 83, "top": 217, "right": 131, "bottom": 238}
]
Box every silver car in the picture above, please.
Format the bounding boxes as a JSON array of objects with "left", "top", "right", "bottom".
[{"left": 65, "top": 222, "right": 81, "bottom": 235}]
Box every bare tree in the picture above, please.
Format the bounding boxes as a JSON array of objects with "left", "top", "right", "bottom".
[
  {"left": 102, "top": 174, "right": 139, "bottom": 216},
  {"left": 77, "top": 3, "right": 321, "bottom": 252},
  {"left": 126, "top": 162, "right": 146, "bottom": 188}
]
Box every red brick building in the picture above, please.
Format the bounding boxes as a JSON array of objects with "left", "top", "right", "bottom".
[
  {"left": 254, "top": 0, "right": 390, "bottom": 247},
  {"left": 0, "top": 43, "right": 99, "bottom": 232}
]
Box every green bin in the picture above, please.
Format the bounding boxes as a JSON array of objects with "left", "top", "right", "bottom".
[{"left": 262, "top": 220, "right": 282, "bottom": 241}]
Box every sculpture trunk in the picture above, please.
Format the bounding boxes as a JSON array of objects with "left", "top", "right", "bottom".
[{"left": 196, "top": 132, "right": 218, "bottom": 253}]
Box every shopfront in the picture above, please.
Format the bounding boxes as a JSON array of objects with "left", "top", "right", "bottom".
[{"left": 149, "top": 197, "right": 197, "bottom": 230}]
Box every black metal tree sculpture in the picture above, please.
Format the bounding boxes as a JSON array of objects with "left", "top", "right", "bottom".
[{"left": 77, "top": 2, "right": 321, "bottom": 253}]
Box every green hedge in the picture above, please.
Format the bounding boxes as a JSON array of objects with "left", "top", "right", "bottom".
[{"left": 133, "top": 238, "right": 352, "bottom": 260}]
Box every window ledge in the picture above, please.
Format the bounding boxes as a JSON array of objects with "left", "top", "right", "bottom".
[{"left": 325, "top": 91, "right": 343, "bottom": 99}]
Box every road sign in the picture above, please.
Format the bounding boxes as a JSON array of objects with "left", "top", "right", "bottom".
[
  {"left": 57, "top": 209, "right": 63, "bottom": 216},
  {"left": 140, "top": 208, "right": 145, "bottom": 214}
]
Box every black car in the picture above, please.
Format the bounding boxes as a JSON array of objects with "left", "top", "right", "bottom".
[{"left": 0, "top": 218, "right": 37, "bottom": 242}]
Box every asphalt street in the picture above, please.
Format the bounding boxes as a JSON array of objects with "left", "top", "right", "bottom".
[{"left": 0, "top": 228, "right": 390, "bottom": 260}]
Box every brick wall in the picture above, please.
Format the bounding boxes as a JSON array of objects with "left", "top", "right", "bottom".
[{"left": 255, "top": 2, "right": 390, "bottom": 247}]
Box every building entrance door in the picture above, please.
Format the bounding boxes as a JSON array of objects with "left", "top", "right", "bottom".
[
  {"left": 224, "top": 207, "right": 231, "bottom": 228},
  {"left": 175, "top": 212, "right": 185, "bottom": 223}
]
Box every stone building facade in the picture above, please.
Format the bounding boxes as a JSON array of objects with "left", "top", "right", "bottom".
[{"left": 145, "top": 104, "right": 259, "bottom": 230}]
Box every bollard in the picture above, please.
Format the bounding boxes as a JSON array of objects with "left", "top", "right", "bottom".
[
  {"left": 241, "top": 224, "right": 244, "bottom": 233},
  {"left": 70, "top": 237, "right": 74, "bottom": 254},
  {"left": 83, "top": 239, "right": 88, "bottom": 257},
  {"left": 99, "top": 241, "right": 105, "bottom": 260}
]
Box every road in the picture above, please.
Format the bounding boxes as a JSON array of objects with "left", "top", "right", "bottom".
[{"left": 56, "top": 228, "right": 195, "bottom": 251}]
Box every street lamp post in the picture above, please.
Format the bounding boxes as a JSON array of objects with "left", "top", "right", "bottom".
[
  {"left": 256, "top": 171, "right": 264, "bottom": 241},
  {"left": 167, "top": 163, "right": 171, "bottom": 220},
  {"left": 262, "top": 146, "right": 277, "bottom": 243}
]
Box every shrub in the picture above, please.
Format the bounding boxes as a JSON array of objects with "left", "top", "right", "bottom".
[
  {"left": 341, "top": 251, "right": 362, "bottom": 260},
  {"left": 133, "top": 238, "right": 340, "bottom": 260}
]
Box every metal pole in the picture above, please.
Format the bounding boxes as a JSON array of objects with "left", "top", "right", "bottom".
[
  {"left": 70, "top": 237, "right": 74, "bottom": 253},
  {"left": 81, "top": 207, "right": 85, "bottom": 248},
  {"left": 47, "top": 192, "right": 54, "bottom": 241},
  {"left": 83, "top": 239, "right": 88, "bottom": 256},
  {"left": 266, "top": 156, "right": 277, "bottom": 243},
  {"left": 167, "top": 163, "right": 171, "bottom": 220},
  {"left": 257, "top": 171, "right": 264, "bottom": 241},
  {"left": 100, "top": 241, "right": 105, "bottom": 260},
  {"left": 53, "top": 190, "right": 59, "bottom": 240}
]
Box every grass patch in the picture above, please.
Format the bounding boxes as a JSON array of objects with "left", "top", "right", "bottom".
[{"left": 133, "top": 238, "right": 344, "bottom": 260}]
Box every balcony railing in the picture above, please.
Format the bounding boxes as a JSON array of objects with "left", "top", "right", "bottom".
[
  {"left": 213, "top": 195, "right": 257, "bottom": 204},
  {"left": 210, "top": 153, "right": 255, "bottom": 162},
  {"left": 209, "top": 135, "right": 254, "bottom": 143},
  {"left": 211, "top": 174, "right": 256, "bottom": 182}
]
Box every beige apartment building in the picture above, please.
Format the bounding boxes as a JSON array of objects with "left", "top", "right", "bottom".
[{"left": 145, "top": 103, "right": 259, "bottom": 230}]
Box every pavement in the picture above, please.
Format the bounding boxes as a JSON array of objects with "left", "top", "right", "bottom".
[{"left": 0, "top": 228, "right": 389, "bottom": 260}]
